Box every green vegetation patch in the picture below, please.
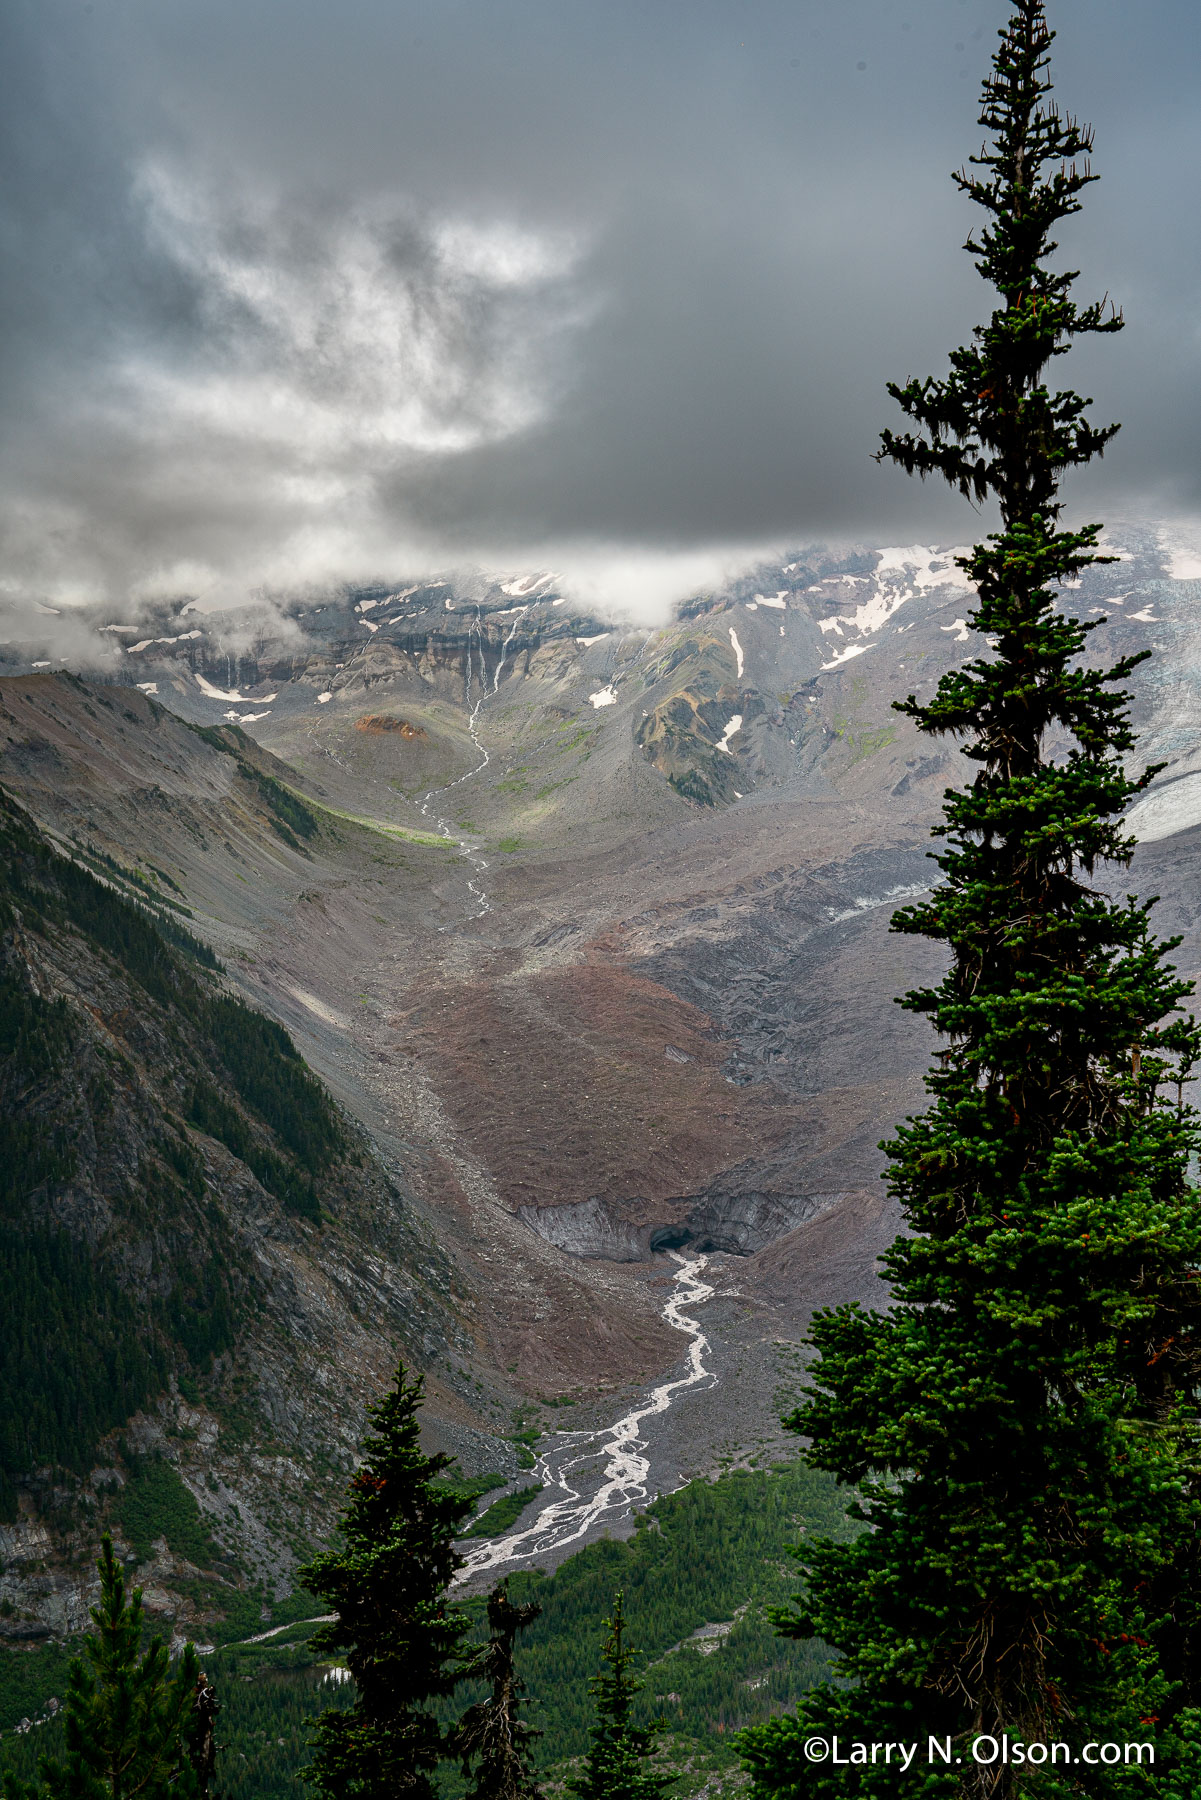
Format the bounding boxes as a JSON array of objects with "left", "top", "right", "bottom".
[
  {"left": 0, "top": 1643, "right": 74, "bottom": 1734},
  {"left": 830, "top": 716, "right": 897, "bottom": 763},
  {"left": 118, "top": 1456, "right": 218, "bottom": 1566},
  {"left": 509, "top": 1427, "right": 541, "bottom": 1470},
  {"left": 668, "top": 769, "right": 717, "bottom": 807},
  {"left": 462, "top": 1484, "right": 543, "bottom": 1538},
  {"left": 285, "top": 789, "right": 451, "bottom": 848},
  {"left": 184, "top": 721, "right": 253, "bottom": 756},
  {"left": 237, "top": 762, "right": 320, "bottom": 847},
  {"left": 73, "top": 845, "right": 198, "bottom": 922},
  {"left": 433, "top": 1470, "right": 507, "bottom": 1507},
  {"left": 0, "top": 1231, "right": 169, "bottom": 1517},
  {"left": 492, "top": 1458, "right": 855, "bottom": 1767}
]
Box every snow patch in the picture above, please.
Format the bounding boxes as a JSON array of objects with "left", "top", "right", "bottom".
[
  {"left": 821, "top": 641, "right": 873, "bottom": 671},
  {"left": 501, "top": 572, "right": 557, "bottom": 597},
  {"left": 1130, "top": 607, "right": 1159, "bottom": 623},
  {"left": 317, "top": 691, "right": 333, "bottom": 703},
  {"left": 136, "top": 682, "right": 158, "bottom": 694},
  {"left": 754, "top": 592, "right": 787, "bottom": 609},
  {"left": 941, "top": 618, "right": 971, "bottom": 642},
  {"left": 728, "top": 627, "right": 744, "bottom": 678},
  {"left": 827, "top": 882, "right": 929, "bottom": 925},
  {"left": 717, "top": 713, "right": 743, "bottom": 754},
  {"left": 816, "top": 547, "right": 973, "bottom": 649},
  {"left": 589, "top": 684, "right": 617, "bottom": 708},
  {"left": 577, "top": 633, "right": 610, "bottom": 646},
  {"left": 875, "top": 545, "right": 972, "bottom": 591},
  {"left": 126, "top": 630, "right": 203, "bottom": 652},
  {"left": 195, "top": 672, "right": 243, "bottom": 701},
  {"left": 1166, "top": 548, "right": 1201, "bottom": 581}
]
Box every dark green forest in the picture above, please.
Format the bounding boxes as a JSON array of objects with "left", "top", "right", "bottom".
[
  {"left": 0, "top": 783, "right": 349, "bottom": 1509},
  {"left": 0, "top": 1459, "right": 852, "bottom": 1799}
]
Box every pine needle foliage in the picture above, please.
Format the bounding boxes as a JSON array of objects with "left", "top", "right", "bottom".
[
  {"left": 567, "top": 1592, "right": 672, "bottom": 1800},
  {"left": 3, "top": 1537, "right": 203, "bottom": 1800},
  {"left": 299, "top": 1362, "right": 473, "bottom": 1800},
  {"left": 458, "top": 1581, "right": 543, "bottom": 1800},
  {"left": 743, "top": 3, "right": 1201, "bottom": 1793}
]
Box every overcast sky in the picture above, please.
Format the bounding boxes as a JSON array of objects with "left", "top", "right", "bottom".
[{"left": 2, "top": 0, "right": 1199, "bottom": 623}]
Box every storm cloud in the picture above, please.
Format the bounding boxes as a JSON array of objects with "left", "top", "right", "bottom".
[{"left": 2, "top": 0, "right": 1199, "bottom": 623}]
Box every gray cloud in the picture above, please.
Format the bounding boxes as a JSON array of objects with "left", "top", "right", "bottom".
[{"left": 2, "top": 0, "right": 1199, "bottom": 627}]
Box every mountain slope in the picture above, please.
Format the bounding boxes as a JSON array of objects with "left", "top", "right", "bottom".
[
  {"left": 0, "top": 782, "right": 475, "bottom": 1641},
  {"left": 5, "top": 530, "right": 1201, "bottom": 1616}
]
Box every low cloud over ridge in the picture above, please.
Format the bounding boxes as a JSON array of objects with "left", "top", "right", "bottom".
[{"left": 2, "top": 0, "right": 1200, "bottom": 634}]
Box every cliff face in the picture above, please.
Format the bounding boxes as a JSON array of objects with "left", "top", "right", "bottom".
[{"left": 0, "top": 783, "right": 481, "bottom": 1643}]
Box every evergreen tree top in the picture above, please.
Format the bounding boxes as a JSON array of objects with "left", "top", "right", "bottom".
[
  {"left": 303, "top": 1363, "right": 472, "bottom": 1649},
  {"left": 568, "top": 1593, "right": 672, "bottom": 1800},
  {"left": 880, "top": 0, "right": 1122, "bottom": 526},
  {"left": 299, "top": 1363, "right": 474, "bottom": 1800},
  {"left": 11, "top": 1537, "right": 204, "bottom": 1800}
]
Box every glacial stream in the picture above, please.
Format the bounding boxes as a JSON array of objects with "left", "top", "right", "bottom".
[
  {"left": 417, "top": 606, "right": 527, "bottom": 920},
  {"left": 456, "top": 1254, "right": 717, "bottom": 1583}
]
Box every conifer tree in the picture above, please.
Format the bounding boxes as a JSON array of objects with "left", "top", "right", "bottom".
[
  {"left": 743, "top": 2, "right": 1201, "bottom": 1792},
  {"left": 458, "top": 1580, "right": 543, "bottom": 1800},
  {"left": 4, "top": 1537, "right": 204, "bottom": 1800},
  {"left": 568, "top": 1593, "right": 672, "bottom": 1800},
  {"left": 300, "top": 1361, "right": 473, "bottom": 1800}
]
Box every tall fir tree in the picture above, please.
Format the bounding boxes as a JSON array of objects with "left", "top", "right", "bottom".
[
  {"left": 300, "top": 1361, "right": 473, "bottom": 1800},
  {"left": 457, "top": 1580, "right": 543, "bottom": 1800},
  {"left": 3, "top": 1537, "right": 204, "bottom": 1800},
  {"left": 568, "top": 1592, "right": 672, "bottom": 1800},
  {"left": 742, "top": 1, "right": 1201, "bottom": 1793}
]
